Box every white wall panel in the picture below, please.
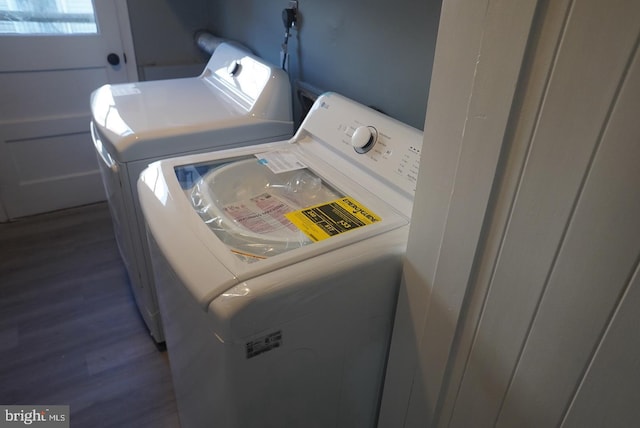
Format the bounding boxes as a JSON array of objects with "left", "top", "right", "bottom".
[{"left": 381, "top": 0, "right": 640, "bottom": 426}]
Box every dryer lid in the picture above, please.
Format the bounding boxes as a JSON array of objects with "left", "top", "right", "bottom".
[{"left": 90, "top": 43, "right": 292, "bottom": 162}]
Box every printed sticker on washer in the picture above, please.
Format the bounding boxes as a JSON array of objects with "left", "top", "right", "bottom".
[
  {"left": 285, "top": 197, "right": 382, "bottom": 242},
  {"left": 224, "top": 192, "right": 298, "bottom": 234},
  {"left": 255, "top": 150, "right": 307, "bottom": 174}
]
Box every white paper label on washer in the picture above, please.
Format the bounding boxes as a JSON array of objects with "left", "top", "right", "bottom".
[
  {"left": 224, "top": 192, "right": 299, "bottom": 234},
  {"left": 255, "top": 150, "right": 307, "bottom": 174}
]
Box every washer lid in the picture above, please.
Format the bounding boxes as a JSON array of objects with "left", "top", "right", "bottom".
[
  {"left": 185, "top": 157, "right": 350, "bottom": 260},
  {"left": 90, "top": 43, "right": 292, "bottom": 162},
  {"left": 138, "top": 143, "right": 410, "bottom": 309}
]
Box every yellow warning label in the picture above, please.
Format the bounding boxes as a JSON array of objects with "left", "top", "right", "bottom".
[{"left": 285, "top": 196, "right": 382, "bottom": 242}]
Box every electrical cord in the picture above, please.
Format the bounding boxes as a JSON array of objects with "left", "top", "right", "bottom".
[
  {"left": 281, "top": 29, "right": 291, "bottom": 70},
  {"left": 281, "top": 7, "right": 297, "bottom": 71}
]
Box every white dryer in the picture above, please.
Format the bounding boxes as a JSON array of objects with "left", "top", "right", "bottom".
[
  {"left": 138, "top": 93, "right": 422, "bottom": 427},
  {"left": 90, "top": 43, "right": 292, "bottom": 343}
]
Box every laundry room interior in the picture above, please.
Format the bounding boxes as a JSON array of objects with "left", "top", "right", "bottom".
[
  {"left": 1, "top": 1, "right": 639, "bottom": 427},
  {"left": 126, "top": 0, "right": 441, "bottom": 130}
]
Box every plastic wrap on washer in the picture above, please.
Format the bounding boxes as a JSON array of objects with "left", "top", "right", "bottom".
[{"left": 187, "top": 158, "right": 342, "bottom": 260}]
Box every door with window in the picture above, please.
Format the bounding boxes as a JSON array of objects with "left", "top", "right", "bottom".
[{"left": 0, "top": 0, "right": 137, "bottom": 220}]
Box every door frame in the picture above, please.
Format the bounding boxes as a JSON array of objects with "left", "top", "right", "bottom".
[
  {"left": 380, "top": 0, "right": 640, "bottom": 426},
  {"left": 114, "top": 0, "right": 139, "bottom": 82},
  {"left": 377, "top": 0, "right": 540, "bottom": 426}
]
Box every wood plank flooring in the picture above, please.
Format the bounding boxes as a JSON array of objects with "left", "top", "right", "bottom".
[{"left": 0, "top": 203, "right": 180, "bottom": 427}]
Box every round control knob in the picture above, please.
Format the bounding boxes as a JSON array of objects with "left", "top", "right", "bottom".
[
  {"left": 351, "top": 126, "right": 378, "bottom": 154},
  {"left": 227, "top": 61, "right": 241, "bottom": 76}
]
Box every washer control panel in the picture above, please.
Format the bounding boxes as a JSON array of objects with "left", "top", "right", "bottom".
[{"left": 300, "top": 93, "right": 423, "bottom": 195}]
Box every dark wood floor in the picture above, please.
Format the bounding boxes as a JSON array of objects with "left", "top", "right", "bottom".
[{"left": 0, "top": 203, "right": 180, "bottom": 427}]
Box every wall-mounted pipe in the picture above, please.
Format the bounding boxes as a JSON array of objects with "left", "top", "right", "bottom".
[
  {"left": 194, "top": 30, "right": 251, "bottom": 56},
  {"left": 194, "top": 31, "right": 225, "bottom": 55}
]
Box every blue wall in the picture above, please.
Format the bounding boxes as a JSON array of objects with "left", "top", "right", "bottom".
[
  {"left": 127, "top": 0, "right": 210, "bottom": 80},
  {"left": 208, "top": 0, "right": 442, "bottom": 129}
]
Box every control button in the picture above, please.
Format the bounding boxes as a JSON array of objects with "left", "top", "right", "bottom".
[
  {"left": 227, "top": 61, "right": 241, "bottom": 76},
  {"left": 351, "top": 126, "right": 378, "bottom": 154}
]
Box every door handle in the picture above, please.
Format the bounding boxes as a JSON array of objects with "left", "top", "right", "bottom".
[{"left": 107, "top": 53, "right": 120, "bottom": 66}]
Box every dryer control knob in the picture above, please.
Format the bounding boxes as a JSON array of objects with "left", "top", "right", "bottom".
[
  {"left": 352, "top": 126, "right": 378, "bottom": 154},
  {"left": 227, "top": 61, "right": 241, "bottom": 76}
]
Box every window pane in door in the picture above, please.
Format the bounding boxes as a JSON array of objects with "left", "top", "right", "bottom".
[{"left": 0, "top": 0, "right": 97, "bottom": 35}]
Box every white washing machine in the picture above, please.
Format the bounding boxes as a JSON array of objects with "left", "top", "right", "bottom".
[
  {"left": 138, "top": 93, "right": 422, "bottom": 427},
  {"left": 90, "top": 43, "right": 292, "bottom": 343}
]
